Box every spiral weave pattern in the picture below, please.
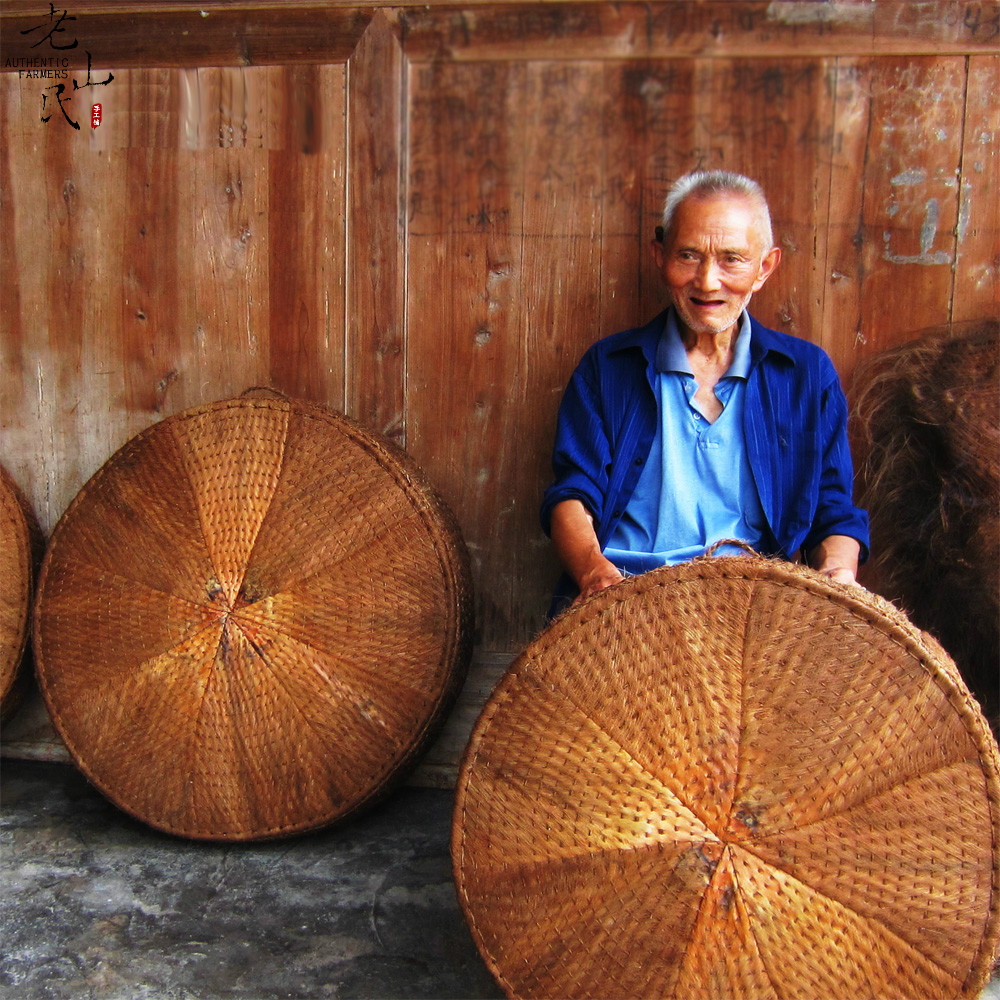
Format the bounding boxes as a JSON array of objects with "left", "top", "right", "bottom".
[
  {"left": 454, "top": 556, "right": 1000, "bottom": 999},
  {"left": 35, "top": 394, "right": 473, "bottom": 841}
]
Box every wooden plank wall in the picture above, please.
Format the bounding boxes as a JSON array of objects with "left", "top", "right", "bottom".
[{"left": 2, "top": 1, "right": 998, "bottom": 783}]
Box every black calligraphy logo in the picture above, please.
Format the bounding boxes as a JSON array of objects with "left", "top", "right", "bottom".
[
  {"left": 20, "top": 2, "right": 77, "bottom": 49},
  {"left": 19, "top": 4, "right": 114, "bottom": 131}
]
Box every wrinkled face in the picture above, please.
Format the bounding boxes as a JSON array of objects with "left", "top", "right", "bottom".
[{"left": 654, "top": 193, "right": 780, "bottom": 343}]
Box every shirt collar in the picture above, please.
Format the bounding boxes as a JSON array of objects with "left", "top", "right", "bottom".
[{"left": 654, "top": 308, "right": 753, "bottom": 378}]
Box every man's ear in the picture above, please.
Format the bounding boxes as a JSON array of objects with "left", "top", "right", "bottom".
[
  {"left": 651, "top": 238, "right": 667, "bottom": 268},
  {"left": 753, "top": 246, "right": 781, "bottom": 291}
]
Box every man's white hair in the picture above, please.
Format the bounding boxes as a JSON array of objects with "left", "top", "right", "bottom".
[{"left": 661, "top": 170, "right": 774, "bottom": 250}]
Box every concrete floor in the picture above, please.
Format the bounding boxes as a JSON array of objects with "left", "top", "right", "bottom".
[
  {"left": 3, "top": 758, "right": 999, "bottom": 1000},
  {"left": 1, "top": 759, "right": 504, "bottom": 1000}
]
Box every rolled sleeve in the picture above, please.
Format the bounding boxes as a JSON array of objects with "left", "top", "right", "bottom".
[
  {"left": 803, "top": 369, "right": 870, "bottom": 561},
  {"left": 540, "top": 355, "right": 611, "bottom": 535}
]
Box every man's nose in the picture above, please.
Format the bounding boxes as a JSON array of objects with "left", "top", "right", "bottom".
[{"left": 693, "top": 257, "right": 722, "bottom": 289}]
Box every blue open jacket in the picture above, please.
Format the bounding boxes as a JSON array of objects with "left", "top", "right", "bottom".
[{"left": 541, "top": 309, "right": 869, "bottom": 591}]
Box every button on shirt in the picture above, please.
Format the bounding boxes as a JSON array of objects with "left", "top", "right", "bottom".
[{"left": 603, "top": 310, "right": 767, "bottom": 576}]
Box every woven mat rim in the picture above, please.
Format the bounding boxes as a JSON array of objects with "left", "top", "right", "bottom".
[
  {"left": 452, "top": 554, "right": 1000, "bottom": 999},
  {"left": 33, "top": 394, "right": 474, "bottom": 841},
  {"left": 0, "top": 465, "right": 34, "bottom": 708}
]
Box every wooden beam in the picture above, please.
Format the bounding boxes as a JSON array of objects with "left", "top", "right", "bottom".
[
  {"left": 1, "top": 2, "right": 373, "bottom": 69},
  {"left": 3, "top": 3, "right": 997, "bottom": 72},
  {"left": 398, "top": 2, "right": 1000, "bottom": 59}
]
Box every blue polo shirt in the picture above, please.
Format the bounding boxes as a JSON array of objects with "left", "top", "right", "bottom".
[{"left": 602, "top": 310, "right": 766, "bottom": 575}]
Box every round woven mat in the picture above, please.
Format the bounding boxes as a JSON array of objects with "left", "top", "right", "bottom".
[
  {"left": 0, "top": 465, "right": 34, "bottom": 721},
  {"left": 34, "top": 394, "right": 473, "bottom": 841},
  {"left": 453, "top": 556, "right": 1000, "bottom": 1000}
]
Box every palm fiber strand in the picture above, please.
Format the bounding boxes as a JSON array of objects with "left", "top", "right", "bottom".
[
  {"left": 33, "top": 393, "right": 473, "bottom": 841},
  {"left": 453, "top": 555, "right": 1000, "bottom": 1000},
  {"left": 0, "top": 464, "right": 35, "bottom": 722},
  {"left": 852, "top": 320, "right": 999, "bottom": 731}
]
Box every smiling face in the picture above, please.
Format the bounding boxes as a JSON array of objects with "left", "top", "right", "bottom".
[{"left": 654, "top": 192, "right": 780, "bottom": 345}]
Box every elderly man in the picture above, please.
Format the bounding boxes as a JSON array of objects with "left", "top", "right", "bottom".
[{"left": 541, "top": 170, "right": 869, "bottom": 611}]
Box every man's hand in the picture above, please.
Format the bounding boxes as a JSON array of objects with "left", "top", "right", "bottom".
[
  {"left": 575, "top": 556, "right": 625, "bottom": 602},
  {"left": 809, "top": 534, "right": 861, "bottom": 587},
  {"left": 550, "top": 499, "right": 624, "bottom": 602}
]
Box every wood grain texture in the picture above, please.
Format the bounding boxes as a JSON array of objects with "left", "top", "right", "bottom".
[
  {"left": 405, "top": 59, "right": 528, "bottom": 644},
  {"left": 4, "top": 2, "right": 998, "bottom": 69},
  {"left": 2, "top": 1, "right": 998, "bottom": 778},
  {"left": 858, "top": 58, "right": 967, "bottom": 357},
  {"left": 266, "top": 65, "right": 347, "bottom": 403},
  {"left": 1, "top": 65, "right": 349, "bottom": 532},
  {"left": 346, "top": 12, "right": 406, "bottom": 441},
  {"left": 398, "top": 1, "right": 1000, "bottom": 59},
  {"left": 954, "top": 54, "right": 1000, "bottom": 327},
  {"left": 0, "top": 2, "right": 372, "bottom": 69}
]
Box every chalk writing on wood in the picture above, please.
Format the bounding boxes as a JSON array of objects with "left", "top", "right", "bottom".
[{"left": 883, "top": 2, "right": 1000, "bottom": 43}]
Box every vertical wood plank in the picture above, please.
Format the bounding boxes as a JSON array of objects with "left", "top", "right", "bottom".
[
  {"left": 1, "top": 77, "right": 42, "bottom": 517},
  {"left": 406, "top": 60, "right": 527, "bottom": 647},
  {"left": 856, "top": 58, "right": 969, "bottom": 361},
  {"left": 267, "top": 64, "right": 348, "bottom": 407},
  {"left": 0, "top": 73, "right": 133, "bottom": 531},
  {"left": 735, "top": 61, "right": 838, "bottom": 354},
  {"left": 179, "top": 66, "right": 274, "bottom": 151},
  {"left": 123, "top": 68, "right": 180, "bottom": 149},
  {"left": 1, "top": 62, "right": 352, "bottom": 534},
  {"left": 346, "top": 11, "right": 405, "bottom": 441},
  {"left": 954, "top": 54, "right": 999, "bottom": 326},
  {"left": 607, "top": 58, "right": 842, "bottom": 349},
  {"left": 122, "top": 147, "right": 183, "bottom": 414},
  {"left": 612, "top": 60, "right": 699, "bottom": 322},
  {"left": 824, "top": 57, "right": 975, "bottom": 385},
  {"left": 821, "top": 57, "right": 874, "bottom": 384},
  {"left": 597, "top": 63, "right": 646, "bottom": 336},
  {"left": 0, "top": 78, "right": 24, "bottom": 375},
  {"left": 518, "top": 62, "right": 630, "bottom": 636},
  {"left": 187, "top": 147, "right": 270, "bottom": 394},
  {"left": 659, "top": 59, "right": 839, "bottom": 350}
]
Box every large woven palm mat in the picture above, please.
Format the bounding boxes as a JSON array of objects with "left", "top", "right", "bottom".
[
  {"left": 453, "top": 556, "right": 1000, "bottom": 1000},
  {"left": 34, "top": 394, "right": 473, "bottom": 841},
  {"left": 1, "top": 464, "right": 34, "bottom": 721}
]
